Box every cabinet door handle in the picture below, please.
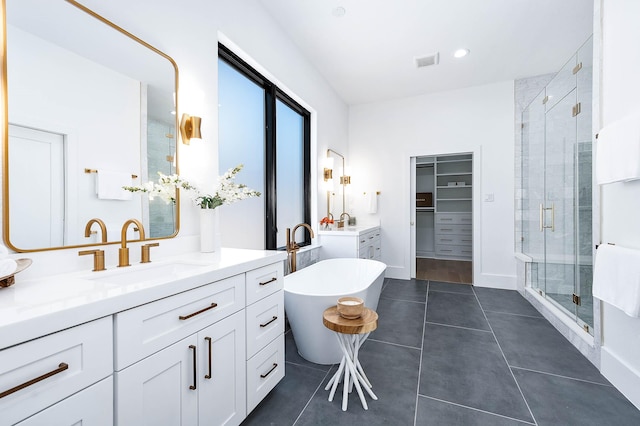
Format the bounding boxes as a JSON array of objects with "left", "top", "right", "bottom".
[
  {"left": 260, "top": 316, "right": 278, "bottom": 328},
  {"left": 441, "top": 228, "right": 453, "bottom": 231},
  {"left": 360, "top": 239, "right": 366, "bottom": 244},
  {"left": 260, "top": 363, "right": 278, "bottom": 379},
  {"left": 0, "top": 362, "right": 68, "bottom": 399},
  {"left": 440, "top": 239, "right": 453, "bottom": 242},
  {"left": 179, "top": 302, "right": 218, "bottom": 320},
  {"left": 189, "top": 345, "right": 197, "bottom": 390},
  {"left": 204, "top": 337, "right": 212, "bottom": 379},
  {"left": 440, "top": 218, "right": 453, "bottom": 221},
  {"left": 259, "top": 277, "right": 277, "bottom": 286}
]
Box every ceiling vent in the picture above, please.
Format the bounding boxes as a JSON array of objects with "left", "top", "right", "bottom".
[{"left": 415, "top": 52, "right": 440, "bottom": 68}]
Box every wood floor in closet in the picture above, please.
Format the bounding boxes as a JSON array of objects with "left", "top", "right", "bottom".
[{"left": 416, "top": 258, "right": 472, "bottom": 284}]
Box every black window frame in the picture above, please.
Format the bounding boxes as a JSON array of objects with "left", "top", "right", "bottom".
[{"left": 218, "top": 43, "right": 311, "bottom": 250}]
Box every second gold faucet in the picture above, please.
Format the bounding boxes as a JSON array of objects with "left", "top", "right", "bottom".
[{"left": 119, "top": 219, "right": 146, "bottom": 267}]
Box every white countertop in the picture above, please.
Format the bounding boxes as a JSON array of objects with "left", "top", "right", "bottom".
[
  {"left": 0, "top": 248, "right": 286, "bottom": 349},
  {"left": 317, "top": 224, "right": 379, "bottom": 236}
]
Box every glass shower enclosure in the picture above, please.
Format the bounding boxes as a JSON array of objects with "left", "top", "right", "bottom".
[{"left": 520, "top": 36, "right": 593, "bottom": 333}]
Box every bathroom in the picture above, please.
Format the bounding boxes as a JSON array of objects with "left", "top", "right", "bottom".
[{"left": 2, "top": 0, "right": 640, "bottom": 424}]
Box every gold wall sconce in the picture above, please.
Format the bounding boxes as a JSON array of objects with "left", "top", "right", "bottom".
[{"left": 179, "top": 113, "right": 202, "bottom": 145}]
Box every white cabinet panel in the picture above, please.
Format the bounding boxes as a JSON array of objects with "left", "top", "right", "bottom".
[
  {"left": 16, "top": 377, "right": 113, "bottom": 426},
  {"left": 246, "top": 291, "right": 285, "bottom": 359},
  {"left": 246, "top": 334, "right": 285, "bottom": 414},
  {"left": 114, "top": 274, "right": 244, "bottom": 370},
  {"left": 0, "top": 317, "right": 112, "bottom": 426}
]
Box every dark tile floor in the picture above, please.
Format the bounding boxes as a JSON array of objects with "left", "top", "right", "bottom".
[{"left": 242, "top": 279, "right": 640, "bottom": 426}]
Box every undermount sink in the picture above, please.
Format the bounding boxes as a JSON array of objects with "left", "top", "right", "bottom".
[{"left": 83, "top": 262, "right": 208, "bottom": 286}]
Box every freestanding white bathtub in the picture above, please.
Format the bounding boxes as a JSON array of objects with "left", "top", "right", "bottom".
[{"left": 284, "top": 258, "right": 386, "bottom": 365}]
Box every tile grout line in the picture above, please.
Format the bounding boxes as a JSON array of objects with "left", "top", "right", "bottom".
[
  {"left": 417, "top": 395, "right": 537, "bottom": 426},
  {"left": 509, "top": 365, "right": 616, "bottom": 388},
  {"left": 367, "top": 338, "right": 422, "bottom": 351},
  {"left": 291, "top": 367, "right": 335, "bottom": 426},
  {"left": 413, "top": 280, "right": 430, "bottom": 426},
  {"left": 425, "top": 320, "right": 493, "bottom": 333},
  {"left": 472, "top": 286, "right": 539, "bottom": 426},
  {"left": 483, "top": 308, "right": 545, "bottom": 319}
]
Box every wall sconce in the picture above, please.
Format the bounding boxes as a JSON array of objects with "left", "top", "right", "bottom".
[{"left": 179, "top": 113, "right": 202, "bottom": 145}]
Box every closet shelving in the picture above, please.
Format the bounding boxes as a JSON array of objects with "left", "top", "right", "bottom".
[{"left": 416, "top": 153, "right": 472, "bottom": 261}]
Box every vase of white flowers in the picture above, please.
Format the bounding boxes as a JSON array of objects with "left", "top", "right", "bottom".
[{"left": 123, "top": 164, "right": 260, "bottom": 253}]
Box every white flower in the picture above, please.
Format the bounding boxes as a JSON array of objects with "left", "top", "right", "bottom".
[{"left": 123, "top": 164, "right": 260, "bottom": 209}]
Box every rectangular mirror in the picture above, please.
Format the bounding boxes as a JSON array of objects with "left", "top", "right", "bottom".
[{"left": 1, "top": 0, "right": 180, "bottom": 252}]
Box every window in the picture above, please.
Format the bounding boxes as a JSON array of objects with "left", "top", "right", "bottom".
[{"left": 218, "top": 44, "right": 311, "bottom": 250}]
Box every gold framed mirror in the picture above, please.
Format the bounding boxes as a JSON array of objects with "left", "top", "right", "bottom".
[{"left": 1, "top": 0, "right": 180, "bottom": 252}]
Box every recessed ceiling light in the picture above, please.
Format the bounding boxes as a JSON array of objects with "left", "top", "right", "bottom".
[
  {"left": 454, "top": 48, "right": 470, "bottom": 58},
  {"left": 332, "top": 6, "right": 346, "bottom": 17}
]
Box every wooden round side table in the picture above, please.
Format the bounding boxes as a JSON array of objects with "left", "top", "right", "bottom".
[{"left": 322, "top": 306, "right": 378, "bottom": 411}]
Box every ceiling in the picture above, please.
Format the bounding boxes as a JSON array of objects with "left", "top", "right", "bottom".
[{"left": 258, "top": 0, "right": 594, "bottom": 105}]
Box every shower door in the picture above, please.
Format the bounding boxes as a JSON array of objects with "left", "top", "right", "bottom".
[
  {"left": 542, "top": 88, "right": 577, "bottom": 321},
  {"left": 521, "top": 36, "right": 593, "bottom": 333}
]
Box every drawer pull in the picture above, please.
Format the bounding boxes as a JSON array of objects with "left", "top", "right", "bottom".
[
  {"left": 441, "top": 249, "right": 453, "bottom": 252},
  {"left": 360, "top": 239, "right": 366, "bottom": 244},
  {"left": 189, "top": 345, "right": 197, "bottom": 390},
  {"left": 441, "top": 218, "right": 453, "bottom": 221},
  {"left": 260, "top": 363, "right": 278, "bottom": 379},
  {"left": 369, "top": 236, "right": 374, "bottom": 240},
  {"left": 205, "top": 337, "right": 212, "bottom": 379},
  {"left": 441, "top": 228, "right": 453, "bottom": 231},
  {"left": 179, "top": 302, "right": 218, "bottom": 320},
  {"left": 260, "top": 316, "right": 278, "bottom": 328},
  {"left": 0, "top": 362, "right": 69, "bottom": 399},
  {"left": 259, "top": 277, "right": 277, "bottom": 286},
  {"left": 440, "top": 239, "right": 453, "bottom": 242}
]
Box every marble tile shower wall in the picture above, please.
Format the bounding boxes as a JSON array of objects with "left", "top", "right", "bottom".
[
  {"left": 147, "top": 118, "right": 177, "bottom": 238},
  {"left": 283, "top": 247, "right": 320, "bottom": 275}
]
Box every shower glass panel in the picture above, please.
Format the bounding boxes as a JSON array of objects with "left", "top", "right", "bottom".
[{"left": 520, "top": 36, "right": 593, "bottom": 333}]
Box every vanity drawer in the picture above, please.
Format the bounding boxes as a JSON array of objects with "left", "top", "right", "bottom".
[
  {"left": 435, "top": 213, "right": 472, "bottom": 225},
  {"left": 0, "top": 317, "right": 113, "bottom": 426},
  {"left": 435, "top": 223, "right": 472, "bottom": 236},
  {"left": 15, "top": 377, "right": 113, "bottom": 426},
  {"left": 246, "top": 291, "right": 285, "bottom": 359},
  {"left": 246, "top": 262, "right": 283, "bottom": 306},
  {"left": 114, "top": 274, "right": 245, "bottom": 370},
  {"left": 247, "top": 334, "right": 285, "bottom": 413},
  {"left": 358, "top": 228, "right": 380, "bottom": 248}
]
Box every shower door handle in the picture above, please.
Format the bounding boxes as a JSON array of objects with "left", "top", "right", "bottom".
[{"left": 540, "top": 203, "right": 555, "bottom": 232}]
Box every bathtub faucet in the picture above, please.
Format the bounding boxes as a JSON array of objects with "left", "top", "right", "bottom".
[{"left": 286, "top": 223, "right": 315, "bottom": 273}]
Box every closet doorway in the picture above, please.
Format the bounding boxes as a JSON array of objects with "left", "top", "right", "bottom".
[{"left": 411, "top": 153, "right": 473, "bottom": 284}]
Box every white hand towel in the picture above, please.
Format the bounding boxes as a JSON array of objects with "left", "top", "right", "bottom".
[
  {"left": 596, "top": 111, "right": 640, "bottom": 185},
  {"left": 0, "top": 258, "right": 18, "bottom": 277},
  {"left": 593, "top": 244, "right": 640, "bottom": 317},
  {"left": 96, "top": 170, "right": 133, "bottom": 200},
  {"left": 366, "top": 191, "right": 377, "bottom": 214}
]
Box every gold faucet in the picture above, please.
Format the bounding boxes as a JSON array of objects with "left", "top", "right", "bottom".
[
  {"left": 84, "top": 218, "right": 108, "bottom": 243},
  {"left": 338, "top": 212, "right": 351, "bottom": 229},
  {"left": 285, "top": 223, "right": 315, "bottom": 273},
  {"left": 118, "top": 219, "right": 145, "bottom": 267}
]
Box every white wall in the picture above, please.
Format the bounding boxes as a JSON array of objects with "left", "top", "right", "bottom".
[
  {"left": 597, "top": 0, "right": 640, "bottom": 410},
  {"left": 349, "top": 81, "right": 517, "bottom": 287},
  {"left": 2, "top": 0, "right": 348, "bottom": 279}
]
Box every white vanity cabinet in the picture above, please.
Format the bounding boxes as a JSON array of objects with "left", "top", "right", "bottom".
[
  {"left": 0, "top": 249, "right": 287, "bottom": 426},
  {"left": 245, "top": 263, "right": 285, "bottom": 413},
  {"left": 0, "top": 317, "right": 113, "bottom": 426},
  {"left": 318, "top": 226, "right": 381, "bottom": 261},
  {"left": 115, "top": 311, "right": 246, "bottom": 426},
  {"left": 114, "top": 274, "right": 247, "bottom": 426}
]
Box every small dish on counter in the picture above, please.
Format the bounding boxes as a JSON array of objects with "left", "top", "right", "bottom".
[
  {"left": 337, "top": 296, "right": 364, "bottom": 319},
  {"left": 0, "top": 258, "right": 33, "bottom": 288}
]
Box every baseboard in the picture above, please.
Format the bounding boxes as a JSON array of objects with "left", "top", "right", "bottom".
[
  {"left": 601, "top": 347, "right": 640, "bottom": 410},
  {"left": 473, "top": 273, "right": 516, "bottom": 290},
  {"left": 385, "top": 265, "right": 408, "bottom": 280}
]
